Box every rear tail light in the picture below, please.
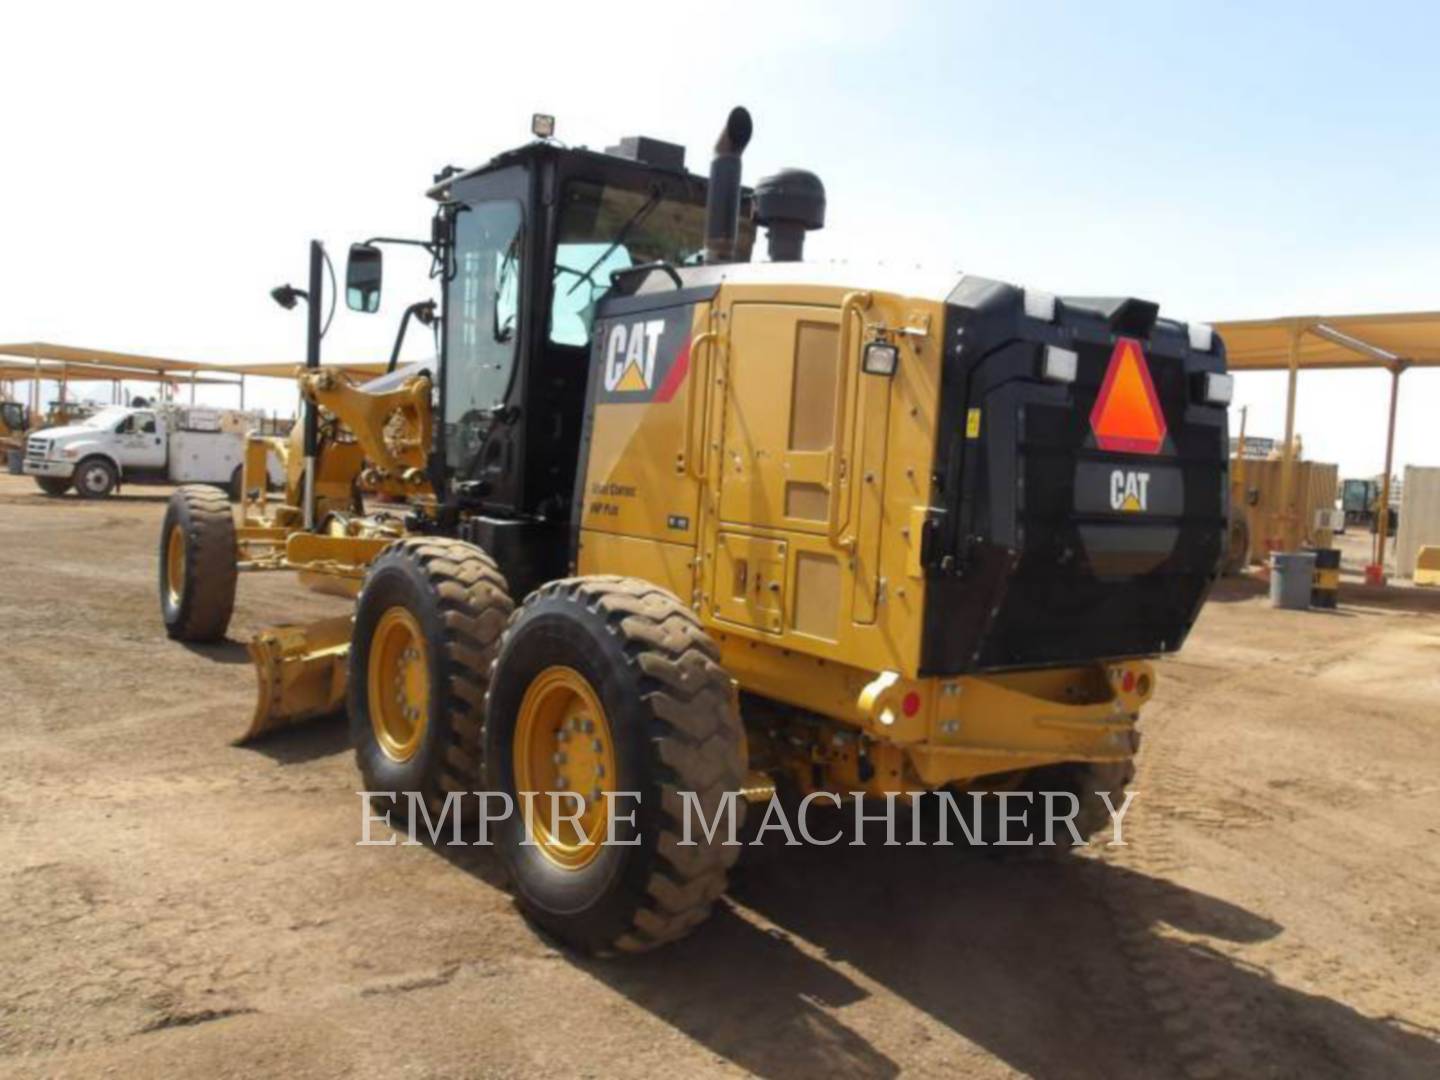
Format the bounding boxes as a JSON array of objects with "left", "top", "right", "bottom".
[
  {"left": 1187, "top": 322, "right": 1215, "bottom": 352},
  {"left": 1194, "top": 371, "right": 1233, "bottom": 406},
  {"left": 1041, "top": 345, "right": 1077, "bottom": 384},
  {"left": 1023, "top": 289, "right": 1057, "bottom": 322}
]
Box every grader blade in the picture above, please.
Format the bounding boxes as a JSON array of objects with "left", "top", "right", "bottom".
[{"left": 241, "top": 616, "right": 353, "bottom": 743}]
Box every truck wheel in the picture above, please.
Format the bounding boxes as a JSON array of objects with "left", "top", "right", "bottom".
[
  {"left": 349, "top": 538, "right": 513, "bottom": 825},
  {"left": 485, "top": 577, "right": 746, "bottom": 954},
  {"left": 74, "top": 457, "right": 118, "bottom": 499},
  {"left": 35, "top": 476, "right": 71, "bottom": 496},
  {"left": 159, "top": 484, "right": 238, "bottom": 642}
]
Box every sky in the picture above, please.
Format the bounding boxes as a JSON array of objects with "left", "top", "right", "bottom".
[{"left": 3, "top": 0, "right": 1438, "bottom": 477}]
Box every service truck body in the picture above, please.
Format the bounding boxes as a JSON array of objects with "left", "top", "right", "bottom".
[{"left": 24, "top": 404, "right": 280, "bottom": 497}]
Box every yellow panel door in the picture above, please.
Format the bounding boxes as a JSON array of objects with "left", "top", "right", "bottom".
[{"left": 718, "top": 304, "right": 840, "bottom": 533}]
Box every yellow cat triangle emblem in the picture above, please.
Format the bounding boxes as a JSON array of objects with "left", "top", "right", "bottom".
[{"left": 615, "top": 359, "right": 649, "bottom": 392}]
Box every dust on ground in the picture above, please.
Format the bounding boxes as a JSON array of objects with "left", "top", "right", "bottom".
[{"left": 1, "top": 473, "right": 1437, "bottom": 1078}]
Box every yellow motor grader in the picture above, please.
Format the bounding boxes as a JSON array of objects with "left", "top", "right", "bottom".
[{"left": 158, "top": 109, "right": 1231, "bottom": 953}]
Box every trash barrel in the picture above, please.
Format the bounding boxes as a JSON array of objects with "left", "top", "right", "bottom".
[
  {"left": 1270, "top": 551, "right": 1316, "bottom": 610},
  {"left": 6, "top": 448, "right": 22, "bottom": 475},
  {"left": 1305, "top": 547, "right": 1341, "bottom": 609}
]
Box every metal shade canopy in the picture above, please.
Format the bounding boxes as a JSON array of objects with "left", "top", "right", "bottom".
[{"left": 1213, "top": 311, "right": 1440, "bottom": 571}]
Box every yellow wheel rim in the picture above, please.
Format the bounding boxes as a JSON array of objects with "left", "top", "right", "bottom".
[
  {"left": 367, "top": 607, "right": 430, "bottom": 762},
  {"left": 513, "top": 666, "right": 616, "bottom": 869},
  {"left": 165, "top": 525, "right": 186, "bottom": 608}
]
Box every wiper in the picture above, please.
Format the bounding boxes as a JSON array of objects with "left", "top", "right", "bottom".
[
  {"left": 566, "top": 189, "right": 661, "bottom": 296},
  {"left": 493, "top": 230, "right": 523, "bottom": 342}
]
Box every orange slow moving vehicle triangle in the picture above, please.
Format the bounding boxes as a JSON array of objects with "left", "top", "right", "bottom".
[{"left": 1090, "top": 337, "right": 1167, "bottom": 454}]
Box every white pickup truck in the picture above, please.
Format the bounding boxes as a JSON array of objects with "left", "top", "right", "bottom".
[{"left": 24, "top": 404, "right": 282, "bottom": 499}]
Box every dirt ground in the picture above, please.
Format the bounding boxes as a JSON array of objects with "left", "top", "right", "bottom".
[{"left": 2, "top": 471, "right": 1438, "bottom": 1079}]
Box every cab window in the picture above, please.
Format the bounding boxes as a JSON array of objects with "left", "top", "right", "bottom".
[
  {"left": 548, "top": 180, "right": 732, "bottom": 347},
  {"left": 444, "top": 199, "right": 524, "bottom": 468}
]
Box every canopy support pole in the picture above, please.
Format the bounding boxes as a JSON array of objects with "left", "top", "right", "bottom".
[
  {"left": 1277, "top": 322, "right": 1302, "bottom": 552},
  {"left": 1372, "top": 364, "right": 1404, "bottom": 579}
]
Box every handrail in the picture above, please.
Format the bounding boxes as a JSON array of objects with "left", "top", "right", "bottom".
[
  {"left": 827, "top": 291, "right": 871, "bottom": 548},
  {"left": 684, "top": 330, "right": 720, "bottom": 480}
]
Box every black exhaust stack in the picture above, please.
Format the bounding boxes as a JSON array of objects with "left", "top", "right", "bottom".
[
  {"left": 703, "top": 107, "right": 753, "bottom": 264},
  {"left": 755, "top": 169, "right": 825, "bottom": 262}
]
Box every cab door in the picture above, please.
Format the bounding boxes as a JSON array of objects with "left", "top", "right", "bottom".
[{"left": 117, "top": 411, "right": 166, "bottom": 469}]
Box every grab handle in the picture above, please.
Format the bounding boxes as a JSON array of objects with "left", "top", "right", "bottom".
[{"left": 683, "top": 330, "right": 720, "bottom": 480}]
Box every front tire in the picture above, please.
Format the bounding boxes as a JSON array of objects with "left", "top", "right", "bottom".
[
  {"left": 74, "top": 456, "right": 117, "bottom": 499},
  {"left": 35, "top": 476, "right": 71, "bottom": 496},
  {"left": 349, "top": 538, "right": 513, "bottom": 824},
  {"left": 485, "top": 576, "right": 746, "bottom": 954},
  {"left": 160, "top": 484, "right": 238, "bottom": 641}
]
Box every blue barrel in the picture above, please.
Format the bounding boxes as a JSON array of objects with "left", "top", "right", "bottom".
[{"left": 1270, "top": 551, "right": 1317, "bottom": 610}]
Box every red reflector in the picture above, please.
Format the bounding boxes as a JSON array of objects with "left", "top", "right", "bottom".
[
  {"left": 902, "top": 691, "right": 922, "bottom": 717},
  {"left": 1122, "top": 671, "right": 1136, "bottom": 693},
  {"left": 1090, "top": 337, "right": 1167, "bottom": 455}
]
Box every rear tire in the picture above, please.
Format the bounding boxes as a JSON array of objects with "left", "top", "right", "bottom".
[
  {"left": 349, "top": 538, "right": 513, "bottom": 827},
  {"left": 75, "top": 456, "right": 117, "bottom": 499},
  {"left": 486, "top": 576, "right": 746, "bottom": 954},
  {"left": 940, "top": 758, "right": 1136, "bottom": 849},
  {"left": 228, "top": 465, "right": 244, "bottom": 503},
  {"left": 35, "top": 476, "right": 71, "bottom": 496},
  {"left": 160, "top": 485, "right": 238, "bottom": 642}
]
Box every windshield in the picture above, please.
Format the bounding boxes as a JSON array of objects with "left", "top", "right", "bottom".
[
  {"left": 80, "top": 406, "right": 130, "bottom": 430},
  {"left": 549, "top": 180, "right": 752, "bottom": 347}
]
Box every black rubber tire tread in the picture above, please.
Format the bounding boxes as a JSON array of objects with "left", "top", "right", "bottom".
[
  {"left": 160, "top": 484, "right": 238, "bottom": 642},
  {"left": 1066, "top": 758, "right": 1137, "bottom": 844},
  {"left": 228, "top": 465, "right": 244, "bottom": 503},
  {"left": 958, "top": 757, "right": 1137, "bottom": 848},
  {"left": 487, "top": 575, "right": 745, "bottom": 955},
  {"left": 75, "top": 456, "right": 117, "bottom": 499},
  {"left": 349, "top": 537, "right": 512, "bottom": 823},
  {"left": 35, "top": 476, "right": 71, "bottom": 496}
]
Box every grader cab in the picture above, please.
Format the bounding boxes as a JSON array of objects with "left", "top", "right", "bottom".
[{"left": 158, "top": 108, "right": 1231, "bottom": 953}]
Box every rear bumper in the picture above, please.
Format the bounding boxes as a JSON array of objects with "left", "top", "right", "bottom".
[{"left": 22, "top": 459, "right": 73, "bottom": 478}]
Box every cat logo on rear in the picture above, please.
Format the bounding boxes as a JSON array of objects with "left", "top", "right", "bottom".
[{"left": 1110, "top": 469, "right": 1151, "bottom": 512}]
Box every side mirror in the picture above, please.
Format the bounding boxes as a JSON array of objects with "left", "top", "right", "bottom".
[{"left": 346, "top": 244, "right": 383, "bottom": 313}]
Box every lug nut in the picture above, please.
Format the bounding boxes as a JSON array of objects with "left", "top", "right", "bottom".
[{"left": 552, "top": 752, "right": 567, "bottom": 765}]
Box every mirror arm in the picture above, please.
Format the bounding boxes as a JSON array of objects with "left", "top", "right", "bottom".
[
  {"left": 363, "top": 236, "right": 440, "bottom": 260},
  {"left": 388, "top": 300, "right": 437, "bottom": 374}
]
